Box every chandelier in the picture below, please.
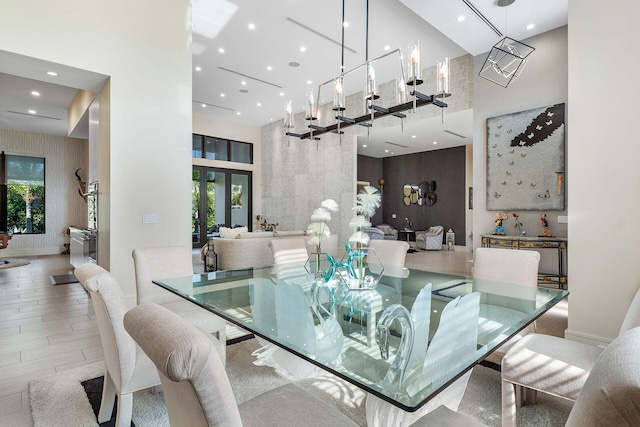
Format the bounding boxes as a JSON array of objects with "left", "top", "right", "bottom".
[{"left": 283, "top": 0, "right": 451, "bottom": 143}]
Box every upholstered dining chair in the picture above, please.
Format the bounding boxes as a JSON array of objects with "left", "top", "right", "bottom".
[
  {"left": 74, "top": 263, "right": 162, "bottom": 427},
  {"left": 472, "top": 247, "right": 540, "bottom": 362},
  {"left": 268, "top": 236, "right": 309, "bottom": 280},
  {"left": 124, "top": 303, "right": 359, "bottom": 427},
  {"left": 132, "top": 246, "right": 227, "bottom": 362},
  {"left": 411, "top": 326, "right": 640, "bottom": 427},
  {"left": 501, "top": 286, "right": 640, "bottom": 426}
]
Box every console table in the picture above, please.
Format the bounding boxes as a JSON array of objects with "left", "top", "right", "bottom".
[{"left": 481, "top": 234, "right": 567, "bottom": 289}]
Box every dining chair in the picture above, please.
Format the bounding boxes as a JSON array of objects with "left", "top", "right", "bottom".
[
  {"left": 74, "top": 263, "right": 162, "bottom": 427},
  {"left": 501, "top": 286, "right": 640, "bottom": 426},
  {"left": 411, "top": 326, "right": 640, "bottom": 427},
  {"left": 132, "top": 246, "right": 227, "bottom": 363},
  {"left": 123, "top": 303, "right": 359, "bottom": 427},
  {"left": 472, "top": 247, "right": 540, "bottom": 362},
  {"left": 268, "top": 237, "right": 309, "bottom": 282}
]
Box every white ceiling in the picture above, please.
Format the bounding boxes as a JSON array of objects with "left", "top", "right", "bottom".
[{"left": 0, "top": 0, "right": 567, "bottom": 156}]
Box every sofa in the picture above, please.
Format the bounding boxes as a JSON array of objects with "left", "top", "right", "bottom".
[
  {"left": 201, "top": 228, "right": 338, "bottom": 271},
  {"left": 374, "top": 224, "right": 398, "bottom": 240},
  {"left": 415, "top": 226, "right": 444, "bottom": 250}
]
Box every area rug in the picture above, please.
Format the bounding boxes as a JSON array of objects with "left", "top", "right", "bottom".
[
  {"left": 30, "top": 338, "right": 572, "bottom": 427},
  {"left": 0, "top": 258, "right": 30, "bottom": 269},
  {"left": 49, "top": 274, "right": 79, "bottom": 285}
]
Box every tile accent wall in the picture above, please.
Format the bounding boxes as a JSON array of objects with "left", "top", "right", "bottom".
[
  {"left": 0, "top": 129, "right": 87, "bottom": 255},
  {"left": 261, "top": 54, "right": 473, "bottom": 248}
]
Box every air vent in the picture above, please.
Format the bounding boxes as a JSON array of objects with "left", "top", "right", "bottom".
[
  {"left": 192, "top": 101, "right": 234, "bottom": 112},
  {"left": 7, "top": 111, "right": 60, "bottom": 120},
  {"left": 385, "top": 141, "right": 409, "bottom": 148},
  {"left": 444, "top": 130, "right": 467, "bottom": 139},
  {"left": 286, "top": 17, "right": 357, "bottom": 54},
  {"left": 217, "top": 67, "right": 282, "bottom": 89}
]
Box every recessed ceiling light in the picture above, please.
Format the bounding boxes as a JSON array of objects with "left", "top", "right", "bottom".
[
  {"left": 236, "top": 112, "right": 241, "bottom": 115},
  {"left": 248, "top": 23, "right": 255, "bottom": 30},
  {"left": 46, "top": 71, "right": 58, "bottom": 76},
  {"left": 412, "top": 135, "right": 417, "bottom": 138},
  {"left": 433, "top": 141, "right": 438, "bottom": 145},
  {"left": 384, "top": 149, "right": 389, "bottom": 153},
  {"left": 362, "top": 144, "right": 367, "bottom": 148},
  {"left": 343, "top": 22, "right": 349, "bottom": 28},
  {"left": 384, "top": 45, "right": 390, "bottom": 51},
  {"left": 201, "top": 103, "right": 206, "bottom": 107},
  {"left": 307, "top": 80, "right": 312, "bottom": 84},
  {"left": 527, "top": 23, "right": 535, "bottom": 30},
  {"left": 241, "top": 81, "right": 247, "bottom": 85},
  {"left": 300, "top": 46, "right": 306, "bottom": 52},
  {"left": 257, "top": 102, "right": 261, "bottom": 107},
  {"left": 28, "top": 109, "right": 36, "bottom": 114},
  {"left": 279, "top": 92, "right": 284, "bottom": 96},
  {"left": 457, "top": 15, "right": 465, "bottom": 22},
  {"left": 289, "top": 61, "right": 300, "bottom": 67},
  {"left": 218, "top": 48, "right": 225, "bottom": 53},
  {"left": 195, "top": 66, "right": 202, "bottom": 71},
  {"left": 31, "top": 91, "right": 40, "bottom": 96},
  {"left": 220, "top": 93, "right": 225, "bottom": 97},
  {"left": 267, "top": 66, "right": 272, "bottom": 71}
]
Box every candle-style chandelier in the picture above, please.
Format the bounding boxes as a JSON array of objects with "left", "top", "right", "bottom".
[{"left": 284, "top": 0, "right": 451, "bottom": 143}]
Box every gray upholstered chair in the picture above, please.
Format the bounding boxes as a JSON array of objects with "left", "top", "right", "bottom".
[
  {"left": 132, "top": 246, "right": 227, "bottom": 363},
  {"left": 365, "top": 226, "right": 385, "bottom": 241},
  {"left": 411, "top": 326, "right": 640, "bottom": 427},
  {"left": 124, "top": 303, "right": 359, "bottom": 427},
  {"left": 501, "top": 286, "right": 640, "bottom": 426},
  {"left": 74, "top": 263, "right": 162, "bottom": 427},
  {"left": 473, "top": 247, "right": 540, "bottom": 363},
  {"left": 374, "top": 223, "right": 398, "bottom": 240},
  {"left": 415, "top": 226, "right": 444, "bottom": 250}
]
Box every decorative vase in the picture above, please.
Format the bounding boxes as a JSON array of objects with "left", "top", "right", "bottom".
[
  {"left": 304, "top": 252, "right": 336, "bottom": 283},
  {"left": 336, "top": 242, "right": 384, "bottom": 290}
]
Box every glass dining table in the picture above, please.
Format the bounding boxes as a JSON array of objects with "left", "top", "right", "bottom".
[{"left": 153, "top": 263, "right": 568, "bottom": 413}]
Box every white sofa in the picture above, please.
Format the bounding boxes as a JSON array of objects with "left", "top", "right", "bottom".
[{"left": 202, "top": 230, "right": 338, "bottom": 271}]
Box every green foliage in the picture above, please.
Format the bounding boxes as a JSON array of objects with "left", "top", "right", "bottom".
[{"left": 7, "top": 184, "right": 45, "bottom": 233}]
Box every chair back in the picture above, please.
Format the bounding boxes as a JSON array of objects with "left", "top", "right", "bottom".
[
  {"left": 269, "top": 237, "right": 309, "bottom": 280},
  {"left": 566, "top": 327, "right": 640, "bottom": 426},
  {"left": 75, "top": 264, "right": 141, "bottom": 391},
  {"left": 132, "top": 246, "right": 194, "bottom": 305},
  {"left": 473, "top": 247, "right": 540, "bottom": 286},
  {"left": 124, "top": 303, "right": 242, "bottom": 427},
  {"left": 619, "top": 287, "right": 640, "bottom": 335},
  {"left": 368, "top": 239, "right": 409, "bottom": 268}
]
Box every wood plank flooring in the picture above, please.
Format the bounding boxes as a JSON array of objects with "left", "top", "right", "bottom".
[{"left": 0, "top": 251, "right": 568, "bottom": 426}]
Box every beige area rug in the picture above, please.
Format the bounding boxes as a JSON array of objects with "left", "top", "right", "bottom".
[
  {"left": 0, "top": 258, "right": 30, "bottom": 269},
  {"left": 30, "top": 338, "right": 572, "bottom": 426}
]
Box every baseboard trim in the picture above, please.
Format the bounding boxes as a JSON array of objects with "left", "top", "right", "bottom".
[{"left": 564, "top": 329, "right": 613, "bottom": 347}]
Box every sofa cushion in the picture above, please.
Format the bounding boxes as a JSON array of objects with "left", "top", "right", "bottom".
[
  {"left": 272, "top": 230, "right": 306, "bottom": 237},
  {"left": 237, "top": 231, "right": 273, "bottom": 239},
  {"left": 219, "top": 226, "right": 248, "bottom": 239}
]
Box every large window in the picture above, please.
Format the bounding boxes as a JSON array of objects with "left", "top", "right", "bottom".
[
  {"left": 0, "top": 153, "right": 45, "bottom": 234},
  {"left": 192, "top": 166, "right": 252, "bottom": 247},
  {"left": 192, "top": 134, "right": 253, "bottom": 164}
]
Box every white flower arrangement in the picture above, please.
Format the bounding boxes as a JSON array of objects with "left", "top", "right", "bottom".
[
  {"left": 349, "top": 185, "right": 381, "bottom": 245},
  {"left": 307, "top": 199, "right": 338, "bottom": 253}
]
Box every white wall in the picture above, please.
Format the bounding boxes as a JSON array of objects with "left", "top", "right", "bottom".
[
  {"left": 0, "top": 1, "right": 193, "bottom": 302},
  {"left": 472, "top": 26, "right": 568, "bottom": 276},
  {"left": 0, "top": 130, "right": 87, "bottom": 256},
  {"left": 566, "top": 1, "right": 640, "bottom": 344}
]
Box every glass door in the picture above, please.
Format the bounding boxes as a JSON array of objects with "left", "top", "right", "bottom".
[{"left": 192, "top": 166, "right": 251, "bottom": 248}]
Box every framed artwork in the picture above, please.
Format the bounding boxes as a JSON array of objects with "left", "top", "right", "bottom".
[
  {"left": 356, "top": 180, "right": 370, "bottom": 195},
  {"left": 486, "top": 103, "right": 565, "bottom": 211}
]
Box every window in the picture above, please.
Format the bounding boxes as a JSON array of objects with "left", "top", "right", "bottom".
[
  {"left": 0, "top": 153, "right": 45, "bottom": 234},
  {"left": 192, "top": 134, "right": 253, "bottom": 164}
]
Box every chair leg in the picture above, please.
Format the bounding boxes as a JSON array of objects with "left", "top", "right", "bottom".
[
  {"left": 525, "top": 387, "right": 538, "bottom": 405},
  {"left": 502, "top": 380, "right": 517, "bottom": 427},
  {"left": 97, "top": 370, "right": 116, "bottom": 423},
  {"left": 115, "top": 392, "right": 133, "bottom": 427}
]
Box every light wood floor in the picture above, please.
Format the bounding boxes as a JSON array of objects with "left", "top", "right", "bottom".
[{"left": 0, "top": 251, "right": 568, "bottom": 426}]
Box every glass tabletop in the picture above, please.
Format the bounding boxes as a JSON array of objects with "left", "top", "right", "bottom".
[{"left": 154, "top": 265, "right": 568, "bottom": 412}]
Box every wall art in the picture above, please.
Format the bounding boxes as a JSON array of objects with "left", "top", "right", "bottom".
[{"left": 486, "top": 103, "right": 565, "bottom": 211}]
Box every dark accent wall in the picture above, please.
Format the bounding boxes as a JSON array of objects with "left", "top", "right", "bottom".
[{"left": 359, "top": 146, "right": 466, "bottom": 246}]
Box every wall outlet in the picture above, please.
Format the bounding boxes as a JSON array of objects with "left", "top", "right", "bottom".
[
  {"left": 142, "top": 214, "right": 157, "bottom": 224},
  {"left": 557, "top": 215, "right": 568, "bottom": 224},
  {"left": 392, "top": 213, "right": 397, "bottom": 219}
]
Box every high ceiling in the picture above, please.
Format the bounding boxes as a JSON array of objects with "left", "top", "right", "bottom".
[{"left": 0, "top": 0, "right": 567, "bottom": 156}]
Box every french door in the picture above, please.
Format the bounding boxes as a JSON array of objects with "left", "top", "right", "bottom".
[{"left": 192, "top": 166, "right": 252, "bottom": 248}]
